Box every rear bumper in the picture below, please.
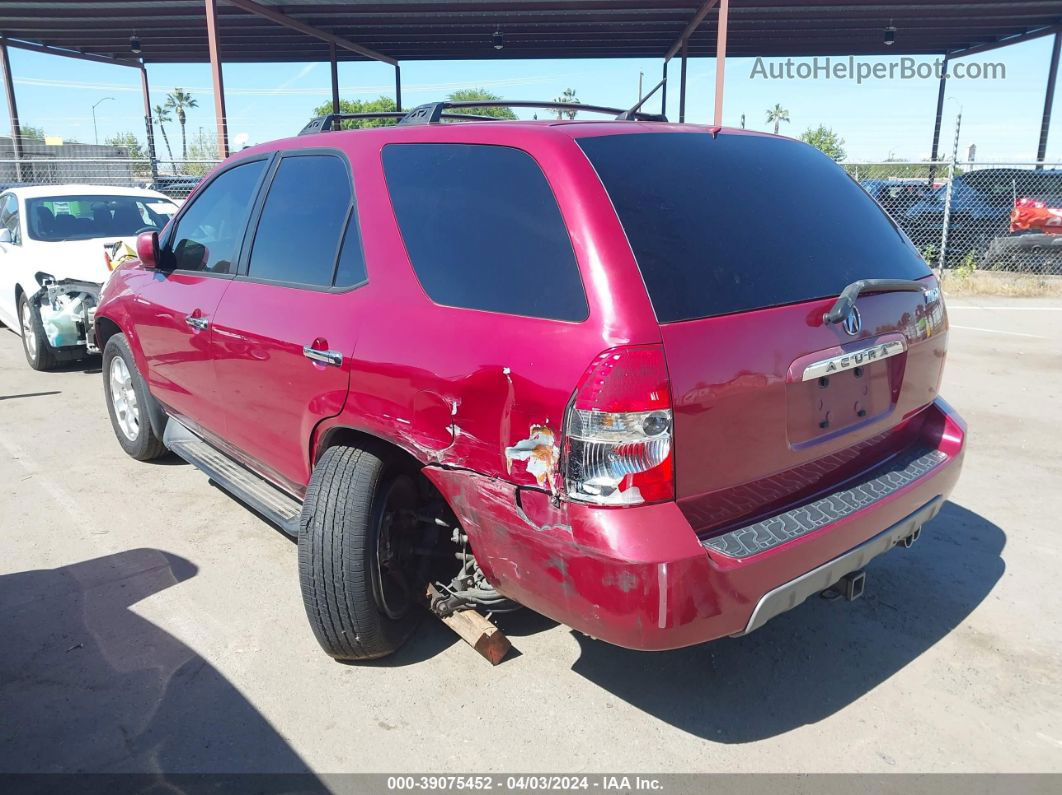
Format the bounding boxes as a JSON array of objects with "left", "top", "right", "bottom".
[
  {"left": 736, "top": 496, "right": 941, "bottom": 636},
  {"left": 425, "top": 397, "right": 965, "bottom": 651}
]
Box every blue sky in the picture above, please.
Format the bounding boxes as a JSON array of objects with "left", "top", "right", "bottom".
[{"left": 3, "top": 34, "right": 1059, "bottom": 163}]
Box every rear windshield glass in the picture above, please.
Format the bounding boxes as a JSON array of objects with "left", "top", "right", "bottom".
[
  {"left": 578, "top": 133, "right": 930, "bottom": 323},
  {"left": 27, "top": 194, "right": 177, "bottom": 242}
]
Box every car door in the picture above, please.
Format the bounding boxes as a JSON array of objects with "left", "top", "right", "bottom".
[
  {"left": 129, "top": 156, "right": 270, "bottom": 440},
  {"left": 0, "top": 193, "right": 25, "bottom": 327},
  {"left": 210, "top": 150, "right": 366, "bottom": 493}
]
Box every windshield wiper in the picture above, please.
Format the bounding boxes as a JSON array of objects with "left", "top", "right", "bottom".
[{"left": 823, "top": 279, "right": 933, "bottom": 326}]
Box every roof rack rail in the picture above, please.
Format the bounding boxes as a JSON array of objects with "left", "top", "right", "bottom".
[
  {"left": 299, "top": 111, "right": 497, "bottom": 135},
  {"left": 298, "top": 99, "right": 667, "bottom": 135},
  {"left": 396, "top": 100, "right": 666, "bottom": 125}
]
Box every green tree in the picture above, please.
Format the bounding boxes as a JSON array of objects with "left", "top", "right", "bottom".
[
  {"left": 106, "top": 132, "right": 151, "bottom": 176},
  {"left": 165, "top": 88, "right": 199, "bottom": 160},
  {"left": 799, "top": 125, "right": 847, "bottom": 161},
  {"left": 766, "top": 103, "right": 790, "bottom": 135},
  {"left": 153, "top": 103, "right": 175, "bottom": 161},
  {"left": 311, "top": 96, "right": 398, "bottom": 129},
  {"left": 185, "top": 128, "right": 219, "bottom": 176},
  {"left": 19, "top": 125, "right": 46, "bottom": 141},
  {"left": 553, "top": 88, "right": 580, "bottom": 120},
  {"left": 445, "top": 88, "right": 516, "bottom": 119}
]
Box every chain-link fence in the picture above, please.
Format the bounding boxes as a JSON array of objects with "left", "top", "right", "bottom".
[
  {"left": 1, "top": 132, "right": 219, "bottom": 202},
  {"left": 0, "top": 158, "right": 218, "bottom": 202},
  {"left": 3, "top": 144, "right": 1061, "bottom": 281},
  {"left": 845, "top": 161, "right": 1062, "bottom": 278},
  {"left": 0, "top": 159, "right": 221, "bottom": 201}
]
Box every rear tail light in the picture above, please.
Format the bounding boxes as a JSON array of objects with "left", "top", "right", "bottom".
[{"left": 562, "top": 345, "right": 674, "bottom": 506}]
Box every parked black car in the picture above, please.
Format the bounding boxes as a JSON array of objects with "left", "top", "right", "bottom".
[
  {"left": 149, "top": 174, "right": 202, "bottom": 201},
  {"left": 901, "top": 168, "right": 1062, "bottom": 262},
  {"left": 860, "top": 179, "right": 937, "bottom": 219}
]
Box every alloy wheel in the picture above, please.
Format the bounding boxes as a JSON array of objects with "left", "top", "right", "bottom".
[
  {"left": 20, "top": 301, "right": 37, "bottom": 361},
  {"left": 108, "top": 356, "right": 140, "bottom": 441}
]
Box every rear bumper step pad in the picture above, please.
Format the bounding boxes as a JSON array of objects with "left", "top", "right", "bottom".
[
  {"left": 734, "top": 497, "right": 942, "bottom": 635},
  {"left": 703, "top": 447, "right": 948, "bottom": 560}
]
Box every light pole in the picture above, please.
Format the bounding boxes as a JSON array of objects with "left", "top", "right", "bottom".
[{"left": 92, "top": 96, "right": 115, "bottom": 145}]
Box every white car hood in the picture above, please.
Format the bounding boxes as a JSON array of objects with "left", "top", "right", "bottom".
[{"left": 29, "top": 237, "right": 137, "bottom": 285}]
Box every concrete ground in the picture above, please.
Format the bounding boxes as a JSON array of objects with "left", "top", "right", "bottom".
[{"left": 0, "top": 297, "right": 1059, "bottom": 775}]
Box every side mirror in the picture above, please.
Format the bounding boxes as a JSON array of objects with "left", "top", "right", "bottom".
[
  {"left": 136, "top": 231, "right": 160, "bottom": 270},
  {"left": 0, "top": 228, "right": 12, "bottom": 244}
]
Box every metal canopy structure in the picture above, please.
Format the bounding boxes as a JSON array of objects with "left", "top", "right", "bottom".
[
  {"left": 0, "top": 1, "right": 1060, "bottom": 161},
  {"left": 0, "top": 1, "right": 1059, "bottom": 62}
]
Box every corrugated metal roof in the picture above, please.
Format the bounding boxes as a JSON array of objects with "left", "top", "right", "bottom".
[{"left": 1, "top": 1, "right": 1059, "bottom": 63}]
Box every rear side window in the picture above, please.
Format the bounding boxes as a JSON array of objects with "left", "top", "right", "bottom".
[
  {"left": 382, "top": 143, "right": 588, "bottom": 321},
  {"left": 248, "top": 154, "right": 353, "bottom": 286},
  {"left": 578, "top": 133, "right": 931, "bottom": 323},
  {"left": 333, "top": 220, "right": 367, "bottom": 287},
  {"left": 167, "top": 159, "right": 266, "bottom": 274}
]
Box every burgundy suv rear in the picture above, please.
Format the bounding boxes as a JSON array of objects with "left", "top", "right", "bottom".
[{"left": 95, "top": 107, "right": 965, "bottom": 661}]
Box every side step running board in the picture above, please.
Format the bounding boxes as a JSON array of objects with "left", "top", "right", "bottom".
[{"left": 164, "top": 419, "right": 302, "bottom": 536}]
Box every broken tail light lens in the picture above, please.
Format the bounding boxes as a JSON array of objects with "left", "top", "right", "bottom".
[{"left": 562, "top": 345, "right": 674, "bottom": 506}]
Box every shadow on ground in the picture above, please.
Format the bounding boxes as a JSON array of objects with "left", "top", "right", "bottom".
[
  {"left": 0, "top": 548, "right": 317, "bottom": 777},
  {"left": 44, "top": 354, "right": 103, "bottom": 376},
  {"left": 570, "top": 501, "right": 1005, "bottom": 743}
]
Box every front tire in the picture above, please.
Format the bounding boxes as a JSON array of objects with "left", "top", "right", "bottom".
[
  {"left": 298, "top": 446, "right": 425, "bottom": 661},
  {"left": 103, "top": 333, "right": 167, "bottom": 461},
  {"left": 18, "top": 294, "right": 57, "bottom": 371}
]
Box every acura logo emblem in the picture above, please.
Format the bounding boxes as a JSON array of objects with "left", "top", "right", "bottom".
[{"left": 842, "top": 306, "right": 862, "bottom": 336}]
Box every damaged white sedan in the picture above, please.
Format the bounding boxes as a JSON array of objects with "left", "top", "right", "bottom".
[{"left": 0, "top": 185, "right": 178, "bottom": 370}]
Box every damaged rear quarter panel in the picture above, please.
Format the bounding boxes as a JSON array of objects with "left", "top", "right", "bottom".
[{"left": 313, "top": 126, "right": 662, "bottom": 487}]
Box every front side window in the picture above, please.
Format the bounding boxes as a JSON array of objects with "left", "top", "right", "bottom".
[
  {"left": 164, "top": 159, "right": 267, "bottom": 274},
  {"left": 247, "top": 154, "right": 353, "bottom": 286},
  {"left": 382, "top": 143, "right": 588, "bottom": 321},
  {"left": 25, "top": 195, "right": 177, "bottom": 242}
]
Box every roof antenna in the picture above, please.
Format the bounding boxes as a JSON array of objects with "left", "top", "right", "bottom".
[{"left": 616, "top": 76, "right": 666, "bottom": 120}]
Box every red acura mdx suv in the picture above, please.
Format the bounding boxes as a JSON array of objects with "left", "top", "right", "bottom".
[{"left": 95, "top": 103, "right": 966, "bottom": 661}]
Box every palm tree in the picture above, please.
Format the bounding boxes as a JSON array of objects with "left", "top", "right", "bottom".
[
  {"left": 553, "top": 88, "right": 579, "bottom": 120},
  {"left": 766, "top": 103, "right": 790, "bottom": 135},
  {"left": 152, "top": 103, "right": 175, "bottom": 162},
  {"left": 165, "top": 88, "right": 199, "bottom": 160}
]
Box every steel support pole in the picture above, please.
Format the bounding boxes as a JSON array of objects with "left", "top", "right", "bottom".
[
  {"left": 661, "top": 61, "right": 668, "bottom": 117},
  {"left": 939, "top": 109, "right": 962, "bottom": 272},
  {"left": 140, "top": 63, "right": 158, "bottom": 181},
  {"left": 713, "top": 0, "right": 730, "bottom": 126},
  {"left": 330, "top": 43, "right": 340, "bottom": 114},
  {"left": 0, "top": 41, "right": 23, "bottom": 181},
  {"left": 204, "top": 0, "right": 229, "bottom": 159},
  {"left": 679, "top": 39, "right": 688, "bottom": 123},
  {"left": 1037, "top": 32, "right": 1061, "bottom": 167},
  {"left": 395, "top": 63, "right": 402, "bottom": 112},
  {"left": 929, "top": 54, "right": 950, "bottom": 183}
]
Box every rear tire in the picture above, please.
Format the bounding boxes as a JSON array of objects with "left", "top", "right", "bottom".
[
  {"left": 103, "top": 333, "right": 167, "bottom": 461},
  {"left": 298, "top": 445, "right": 424, "bottom": 661},
  {"left": 18, "top": 294, "right": 57, "bottom": 371}
]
